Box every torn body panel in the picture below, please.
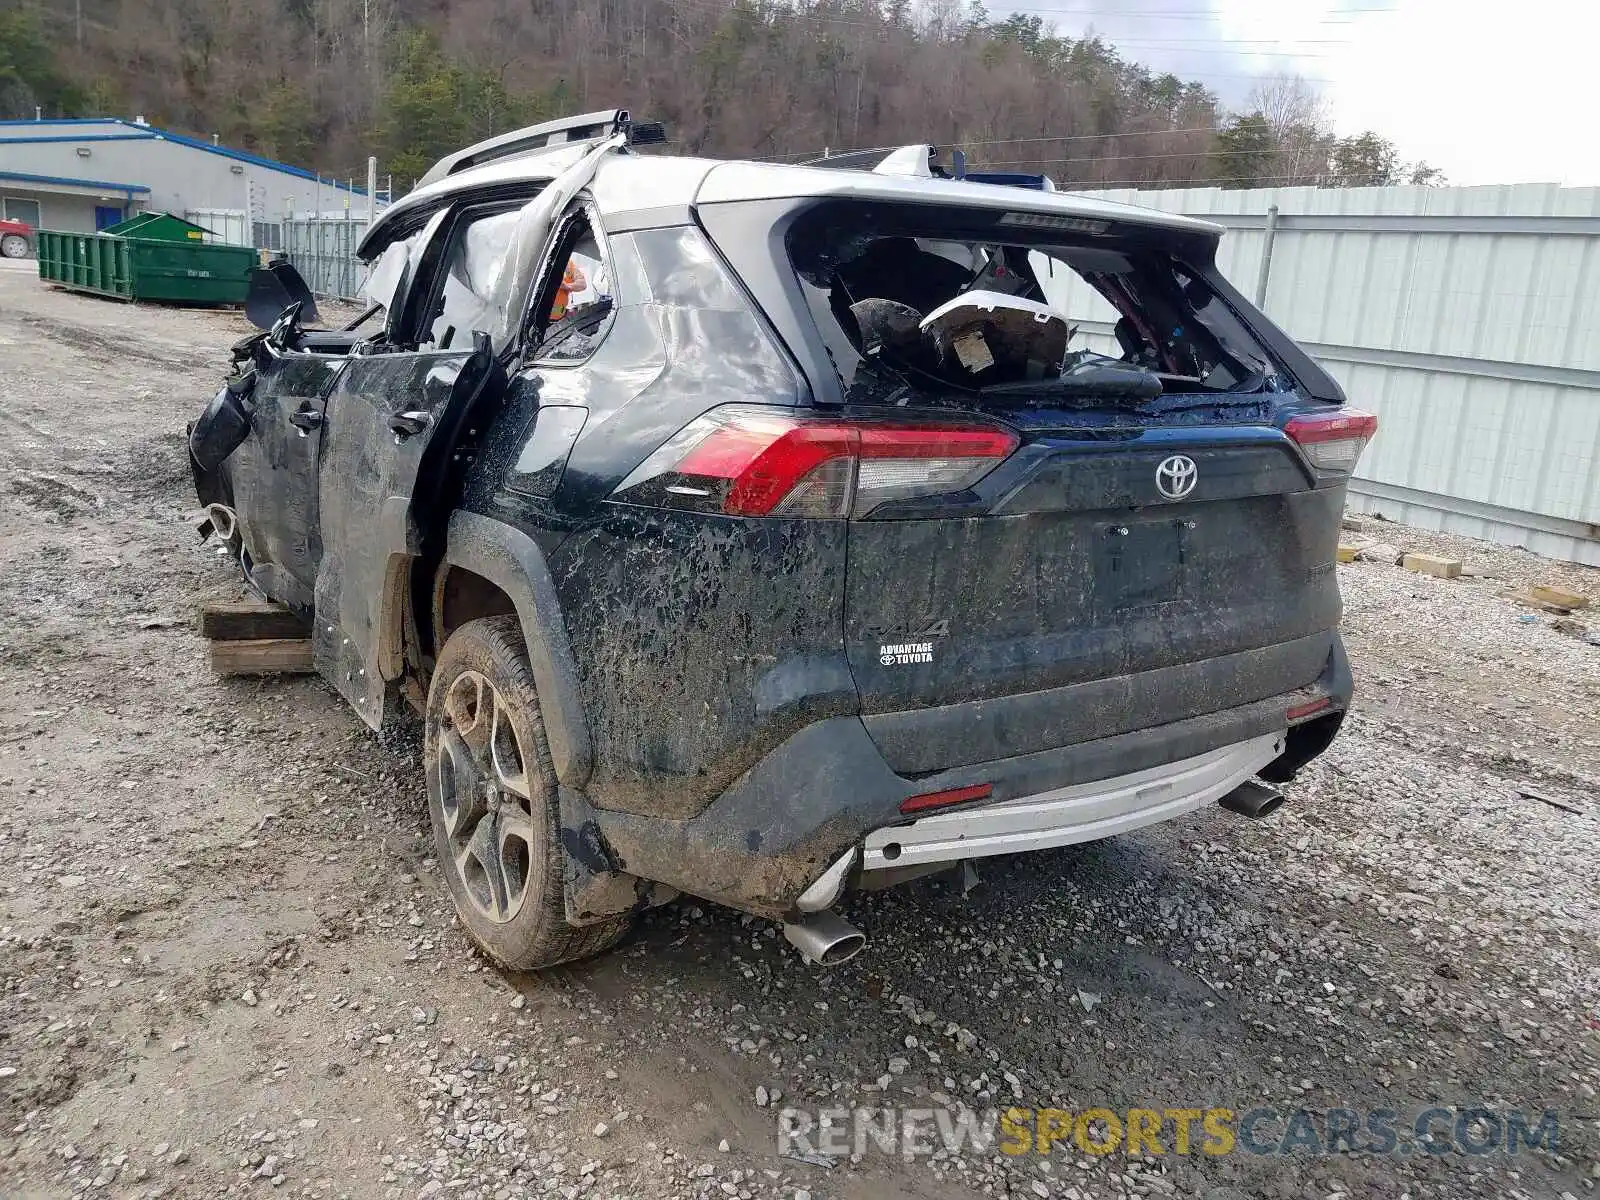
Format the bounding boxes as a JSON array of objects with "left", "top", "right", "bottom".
[
  {"left": 313, "top": 342, "right": 505, "bottom": 727},
  {"left": 224, "top": 349, "right": 346, "bottom": 614}
]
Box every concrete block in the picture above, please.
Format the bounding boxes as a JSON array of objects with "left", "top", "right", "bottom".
[{"left": 1402, "top": 553, "right": 1462, "bottom": 579}]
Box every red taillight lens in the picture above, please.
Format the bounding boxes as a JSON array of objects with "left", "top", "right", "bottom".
[
  {"left": 1284, "top": 408, "right": 1378, "bottom": 475},
  {"left": 900, "top": 782, "right": 993, "bottom": 815},
  {"left": 614, "top": 406, "right": 1018, "bottom": 518}
]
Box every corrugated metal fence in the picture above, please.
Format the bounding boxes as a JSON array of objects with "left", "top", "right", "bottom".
[
  {"left": 281, "top": 217, "right": 366, "bottom": 300},
  {"left": 183, "top": 208, "right": 367, "bottom": 297},
  {"left": 259, "top": 179, "right": 1600, "bottom": 564},
  {"left": 1074, "top": 182, "right": 1600, "bottom": 565}
]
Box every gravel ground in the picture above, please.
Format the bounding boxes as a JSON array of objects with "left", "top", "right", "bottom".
[{"left": 1, "top": 267, "right": 1597, "bottom": 1200}]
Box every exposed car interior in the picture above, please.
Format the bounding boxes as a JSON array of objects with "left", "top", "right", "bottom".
[{"left": 788, "top": 202, "right": 1276, "bottom": 401}]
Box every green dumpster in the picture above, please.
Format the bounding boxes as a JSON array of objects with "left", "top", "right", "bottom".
[{"left": 35, "top": 212, "right": 256, "bottom": 305}]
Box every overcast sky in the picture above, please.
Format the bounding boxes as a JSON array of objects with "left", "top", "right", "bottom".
[{"left": 1014, "top": 0, "right": 1600, "bottom": 186}]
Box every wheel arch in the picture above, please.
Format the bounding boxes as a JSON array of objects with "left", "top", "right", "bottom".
[{"left": 438, "top": 510, "right": 593, "bottom": 788}]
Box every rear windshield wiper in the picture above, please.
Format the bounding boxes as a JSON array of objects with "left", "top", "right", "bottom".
[
  {"left": 977, "top": 353, "right": 1163, "bottom": 404},
  {"left": 851, "top": 345, "right": 981, "bottom": 401}
]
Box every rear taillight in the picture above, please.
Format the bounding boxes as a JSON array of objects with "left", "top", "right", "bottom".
[
  {"left": 1284, "top": 408, "right": 1378, "bottom": 475},
  {"left": 613, "top": 406, "right": 1018, "bottom": 518}
]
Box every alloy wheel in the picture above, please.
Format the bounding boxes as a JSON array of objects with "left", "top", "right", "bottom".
[{"left": 432, "top": 669, "right": 538, "bottom": 924}]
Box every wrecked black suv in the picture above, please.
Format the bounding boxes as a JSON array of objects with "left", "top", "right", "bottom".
[{"left": 190, "top": 110, "right": 1372, "bottom": 969}]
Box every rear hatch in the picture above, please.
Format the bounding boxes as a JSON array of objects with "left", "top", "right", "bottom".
[{"left": 779, "top": 198, "right": 1364, "bottom": 773}]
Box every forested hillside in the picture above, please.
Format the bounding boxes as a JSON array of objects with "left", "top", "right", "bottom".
[{"left": 1, "top": 0, "right": 1435, "bottom": 192}]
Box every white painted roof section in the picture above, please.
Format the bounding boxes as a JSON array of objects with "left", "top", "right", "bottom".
[
  {"left": 372, "top": 145, "right": 1221, "bottom": 243},
  {"left": 372, "top": 147, "right": 720, "bottom": 236},
  {"left": 591, "top": 153, "right": 723, "bottom": 213},
  {"left": 371, "top": 142, "right": 591, "bottom": 231},
  {"left": 695, "top": 160, "right": 1223, "bottom": 236}
]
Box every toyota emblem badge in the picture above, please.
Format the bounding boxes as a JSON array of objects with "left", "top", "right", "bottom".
[{"left": 1155, "top": 454, "right": 1198, "bottom": 500}]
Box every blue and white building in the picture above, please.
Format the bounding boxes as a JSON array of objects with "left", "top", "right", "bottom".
[{"left": 0, "top": 117, "right": 376, "bottom": 245}]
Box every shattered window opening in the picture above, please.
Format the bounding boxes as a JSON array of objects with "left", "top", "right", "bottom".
[
  {"left": 525, "top": 206, "right": 616, "bottom": 365},
  {"left": 356, "top": 226, "right": 429, "bottom": 334},
  {"left": 787, "top": 200, "right": 1275, "bottom": 405},
  {"left": 424, "top": 204, "right": 528, "bottom": 351}
]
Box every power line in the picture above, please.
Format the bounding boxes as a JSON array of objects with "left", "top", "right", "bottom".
[
  {"left": 969, "top": 1, "right": 1399, "bottom": 15},
  {"left": 973, "top": 146, "right": 1226, "bottom": 165},
  {"left": 1050, "top": 171, "right": 1377, "bottom": 187},
  {"left": 679, "top": 0, "right": 1398, "bottom": 19},
  {"left": 947, "top": 128, "right": 1229, "bottom": 150},
  {"left": 665, "top": 0, "right": 1392, "bottom": 31},
  {"left": 768, "top": 124, "right": 1305, "bottom": 162}
]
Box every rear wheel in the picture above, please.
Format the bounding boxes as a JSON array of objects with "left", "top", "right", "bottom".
[
  {"left": 0, "top": 234, "right": 29, "bottom": 259},
  {"left": 425, "top": 614, "right": 630, "bottom": 969}
]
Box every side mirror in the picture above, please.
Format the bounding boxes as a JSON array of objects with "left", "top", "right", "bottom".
[{"left": 246, "top": 261, "right": 320, "bottom": 331}]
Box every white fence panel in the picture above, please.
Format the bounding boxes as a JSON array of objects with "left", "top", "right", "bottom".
[
  {"left": 184, "top": 208, "right": 249, "bottom": 247},
  {"left": 1073, "top": 182, "right": 1600, "bottom": 564},
  {"left": 282, "top": 216, "right": 368, "bottom": 301}
]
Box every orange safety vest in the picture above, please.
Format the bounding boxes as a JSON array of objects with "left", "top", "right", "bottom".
[{"left": 550, "top": 260, "right": 588, "bottom": 321}]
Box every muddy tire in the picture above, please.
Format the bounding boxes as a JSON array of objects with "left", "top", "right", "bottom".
[
  {"left": 425, "top": 614, "right": 630, "bottom": 970},
  {"left": 0, "top": 234, "right": 29, "bottom": 259}
]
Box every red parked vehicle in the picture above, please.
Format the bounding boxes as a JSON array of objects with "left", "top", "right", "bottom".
[{"left": 1, "top": 218, "right": 34, "bottom": 259}]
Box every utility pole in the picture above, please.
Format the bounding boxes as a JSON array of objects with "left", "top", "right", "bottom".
[
  {"left": 75, "top": 0, "right": 83, "bottom": 47},
  {"left": 240, "top": 170, "right": 252, "bottom": 248},
  {"left": 366, "top": 157, "right": 378, "bottom": 229}
]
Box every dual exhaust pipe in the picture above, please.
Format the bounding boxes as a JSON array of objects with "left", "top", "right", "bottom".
[
  {"left": 783, "top": 910, "right": 866, "bottom": 966},
  {"left": 782, "top": 780, "right": 1284, "bottom": 967},
  {"left": 784, "top": 847, "right": 866, "bottom": 966},
  {"left": 204, "top": 502, "right": 238, "bottom": 541},
  {"left": 1218, "top": 778, "right": 1285, "bottom": 819}
]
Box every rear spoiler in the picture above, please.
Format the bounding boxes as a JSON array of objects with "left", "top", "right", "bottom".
[{"left": 417, "top": 109, "right": 667, "bottom": 188}]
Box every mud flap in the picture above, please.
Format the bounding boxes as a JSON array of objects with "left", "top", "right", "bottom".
[{"left": 312, "top": 332, "right": 507, "bottom": 727}]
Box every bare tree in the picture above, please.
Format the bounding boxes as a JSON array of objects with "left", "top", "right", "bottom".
[{"left": 1246, "top": 73, "right": 1332, "bottom": 184}]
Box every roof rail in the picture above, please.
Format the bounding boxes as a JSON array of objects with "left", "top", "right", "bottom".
[{"left": 417, "top": 109, "right": 637, "bottom": 188}]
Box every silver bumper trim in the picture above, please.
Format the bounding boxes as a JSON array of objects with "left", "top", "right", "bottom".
[
  {"left": 796, "top": 847, "right": 858, "bottom": 912},
  {"left": 860, "top": 731, "right": 1285, "bottom": 872}
]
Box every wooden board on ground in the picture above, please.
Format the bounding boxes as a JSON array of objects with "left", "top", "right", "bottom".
[
  {"left": 1529, "top": 584, "right": 1590, "bottom": 611},
  {"left": 1506, "top": 587, "right": 1575, "bottom": 614},
  {"left": 199, "top": 598, "right": 309, "bottom": 641},
  {"left": 209, "top": 638, "right": 315, "bottom": 677}
]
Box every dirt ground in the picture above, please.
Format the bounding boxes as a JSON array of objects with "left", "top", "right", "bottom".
[{"left": 1, "top": 262, "right": 1598, "bottom": 1200}]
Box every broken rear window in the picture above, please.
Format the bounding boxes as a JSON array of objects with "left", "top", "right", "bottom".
[{"left": 786, "top": 200, "right": 1275, "bottom": 404}]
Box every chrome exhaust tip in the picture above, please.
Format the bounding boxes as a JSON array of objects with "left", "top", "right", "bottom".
[
  {"left": 205, "top": 502, "right": 238, "bottom": 542},
  {"left": 783, "top": 911, "right": 866, "bottom": 966},
  {"left": 1219, "top": 778, "right": 1285, "bottom": 819}
]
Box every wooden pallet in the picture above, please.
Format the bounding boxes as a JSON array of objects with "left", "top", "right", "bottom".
[{"left": 200, "top": 599, "right": 314, "bottom": 677}]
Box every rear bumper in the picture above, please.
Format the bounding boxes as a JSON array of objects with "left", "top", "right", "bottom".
[
  {"left": 860, "top": 731, "right": 1283, "bottom": 873},
  {"left": 590, "top": 636, "right": 1350, "bottom": 919}
]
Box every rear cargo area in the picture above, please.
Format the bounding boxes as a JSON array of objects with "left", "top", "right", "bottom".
[{"left": 773, "top": 196, "right": 1353, "bottom": 772}]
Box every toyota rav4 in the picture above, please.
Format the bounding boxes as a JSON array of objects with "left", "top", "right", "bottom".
[{"left": 189, "top": 110, "right": 1371, "bottom": 970}]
